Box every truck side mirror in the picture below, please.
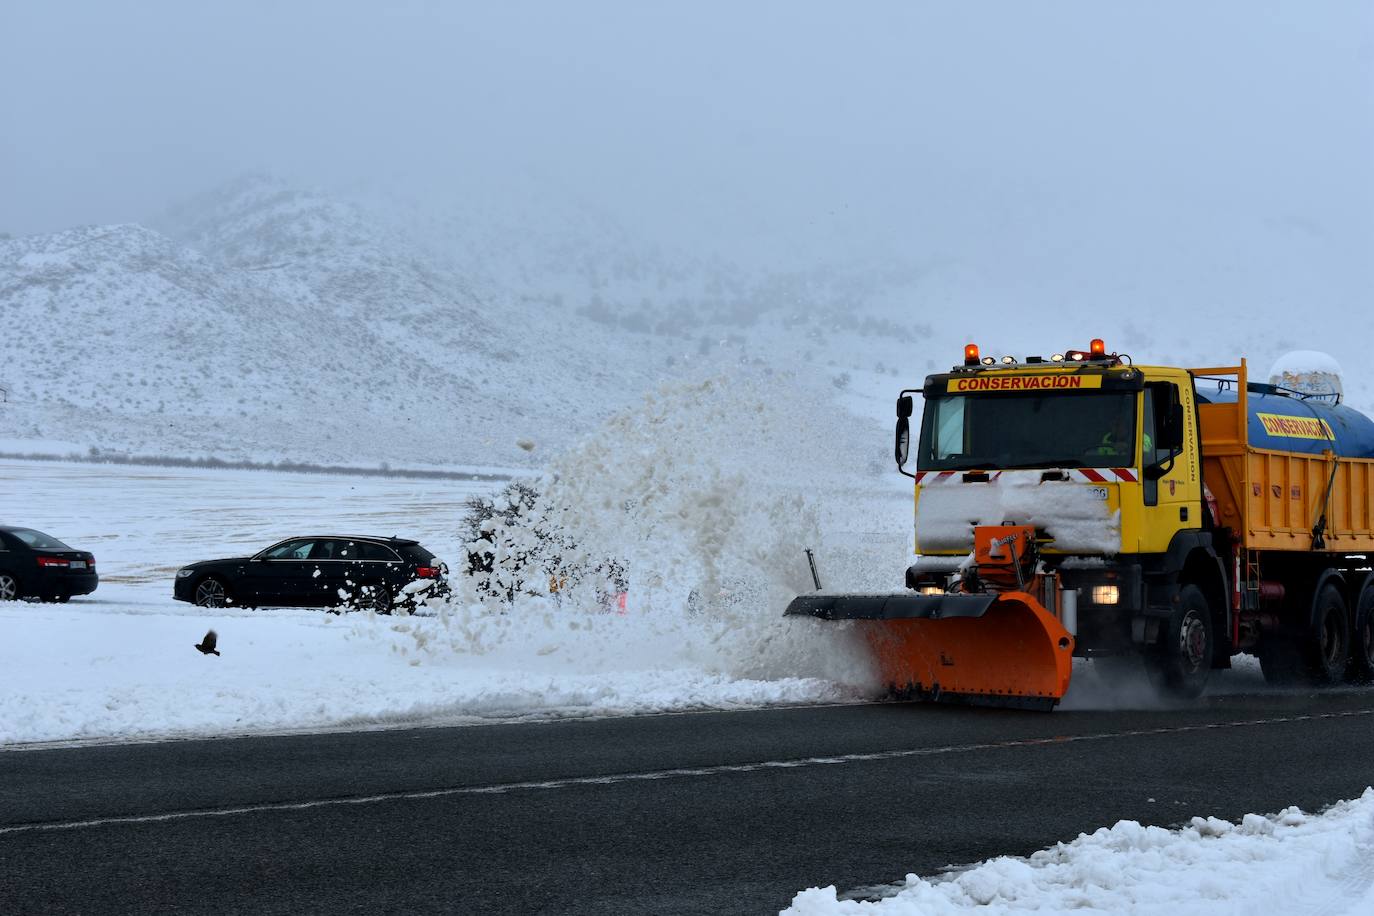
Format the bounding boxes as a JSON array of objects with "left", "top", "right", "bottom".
[
  {"left": 895, "top": 417, "right": 910, "bottom": 468},
  {"left": 897, "top": 395, "right": 914, "bottom": 419}
]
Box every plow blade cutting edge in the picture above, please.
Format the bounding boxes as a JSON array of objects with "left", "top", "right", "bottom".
[{"left": 786, "top": 591, "right": 1075, "bottom": 710}]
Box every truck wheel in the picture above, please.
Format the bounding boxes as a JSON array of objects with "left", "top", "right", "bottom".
[
  {"left": 1146, "top": 584, "right": 1212, "bottom": 699},
  {"left": 1302, "top": 584, "right": 1350, "bottom": 685},
  {"left": 1346, "top": 587, "right": 1374, "bottom": 683},
  {"left": 1257, "top": 639, "right": 1301, "bottom": 685}
]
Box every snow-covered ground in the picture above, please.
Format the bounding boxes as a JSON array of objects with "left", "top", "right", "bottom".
[
  {"left": 785, "top": 790, "right": 1374, "bottom": 915},
  {"left": 0, "top": 398, "right": 887, "bottom": 746}
]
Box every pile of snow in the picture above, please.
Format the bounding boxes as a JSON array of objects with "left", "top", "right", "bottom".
[
  {"left": 785, "top": 789, "right": 1374, "bottom": 914},
  {"left": 915, "top": 472, "right": 1121, "bottom": 555},
  {"left": 0, "top": 606, "right": 860, "bottom": 744},
  {"left": 1269, "top": 350, "right": 1345, "bottom": 400}
]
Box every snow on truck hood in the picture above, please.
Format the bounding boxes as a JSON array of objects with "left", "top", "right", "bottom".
[{"left": 914, "top": 469, "right": 1121, "bottom": 555}]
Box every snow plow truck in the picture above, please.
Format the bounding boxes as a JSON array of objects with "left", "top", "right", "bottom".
[{"left": 787, "top": 341, "right": 1374, "bottom": 709}]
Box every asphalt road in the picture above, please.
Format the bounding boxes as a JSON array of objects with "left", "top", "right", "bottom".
[{"left": 4, "top": 690, "right": 1374, "bottom": 915}]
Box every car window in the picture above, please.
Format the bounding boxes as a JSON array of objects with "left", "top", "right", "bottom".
[
  {"left": 399, "top": 544, "right": 436, "bottom": 563},
  {"left": 265, "top": 539, "right": 315, "bottom": 560},
  {"left": 358, "top": 542, "right": 398, "bottom": 562},
  {"left": 336, "top": 540, "right": 366, "bottom": 560},
  {"left": 8, "top": 528, "right": 72, "bottom": 550}
]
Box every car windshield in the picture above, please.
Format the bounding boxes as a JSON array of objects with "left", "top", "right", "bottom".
[
  {"left": 8, "top": 528, "right": 72, "bottom": 550},
  {"left": 918, "top": 390, "right": 1138, "bottom": 471}
]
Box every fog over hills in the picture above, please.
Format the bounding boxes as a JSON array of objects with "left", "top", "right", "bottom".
[{"left": 0, "top": 175, "right": 926, "bottom": 468}]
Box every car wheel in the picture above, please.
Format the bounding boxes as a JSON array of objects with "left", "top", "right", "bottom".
[
  {"left": 0, "top": 573, "right": 18, "bottom": 601},
  {"left": 193, "top": 576, "right": 232, "bottom": 608},
  {"left": 352, "top": 583, "right": 393, "bottom": 615}
]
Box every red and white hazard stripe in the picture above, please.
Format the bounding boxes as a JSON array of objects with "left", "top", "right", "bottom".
[
  {"left": 914, "top": 468, "right": 1135, "bottom": 485},
  {"left": 1068, "top": 468, "right": 1137, "bottom": 484},
  {"left": 913, "top": 470, "right": 967, "bottom": 485}
]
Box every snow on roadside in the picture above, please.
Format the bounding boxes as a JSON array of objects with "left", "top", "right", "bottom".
[
  {"left": 784, "top": 790, "right": 1374, "bottom": 915},
  {"left": 0, "top": 606, "right": 857, "bottom": 744}
]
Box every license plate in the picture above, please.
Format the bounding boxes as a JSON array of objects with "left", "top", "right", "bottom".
[{"left": 69, "top": 560, "right": 86, "bottom": 569}]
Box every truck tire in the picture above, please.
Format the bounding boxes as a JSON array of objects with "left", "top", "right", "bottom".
[
  {"left": 1257, "top": 639, "right": 1301, "bottom": 685},
  {"left": 1347, "top": 587, "right": 1374, "bottom": 683},
  {"left": 1302, "top": 584, "right": 1350, "bottom": 684},
  {"left": 1146, "top": 584, "right": 1212, "bottom": 699}
]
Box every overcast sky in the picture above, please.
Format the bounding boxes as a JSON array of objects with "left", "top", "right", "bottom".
[{"left": 4, "top": 1, "right": 1371, "bottom": 310}]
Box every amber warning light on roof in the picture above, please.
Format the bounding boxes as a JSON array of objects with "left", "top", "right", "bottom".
[{"left": 964, "top": 343, "right": 980, "bottom": 366}]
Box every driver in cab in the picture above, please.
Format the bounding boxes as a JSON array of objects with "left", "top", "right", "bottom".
[{"left": 1095, "top": 413, "right": 1151, "bottom": 460}]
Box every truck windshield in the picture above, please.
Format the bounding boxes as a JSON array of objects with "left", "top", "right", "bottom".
[{"left": 918, "top": 390, "right": 1138, "bottom": 471}]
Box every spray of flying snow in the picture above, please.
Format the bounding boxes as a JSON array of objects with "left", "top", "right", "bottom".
[{"left": 403, "top": 372, "right": 882, "bottom": 703}]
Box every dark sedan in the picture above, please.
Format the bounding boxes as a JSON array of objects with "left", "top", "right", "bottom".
[
  {"left": 173, "top": 535, "right": 446, "bottom": 612},
  {"left": 0, "top": 526, "right": 98, "bottom": 602}
]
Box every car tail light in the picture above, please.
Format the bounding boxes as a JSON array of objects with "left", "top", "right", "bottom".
[
  {"left": 415, "top": 566, "right": 440, "bottom": 578},
  {"left": 37, "top": 556, "right": 70, "bottom": 568},
  {"left": 89, "top": 556, "right": 96, "bottom": 568}
]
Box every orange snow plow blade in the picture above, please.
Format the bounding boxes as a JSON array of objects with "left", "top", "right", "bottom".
[{"left": 785, "top": 590, "right": 1075, "bottom": 710}]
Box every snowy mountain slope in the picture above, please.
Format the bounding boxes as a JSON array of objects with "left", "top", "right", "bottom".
[
  {"left": 0, "top": 222, "right": 604, "bottom": 465},
  {"left": 0, "top": 173, "right": 922, "bottom": 468}
]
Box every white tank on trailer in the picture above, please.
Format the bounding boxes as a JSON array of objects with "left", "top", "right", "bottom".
[{"left": 1268, "top": 350, "right": 1344, "bottom": 401}]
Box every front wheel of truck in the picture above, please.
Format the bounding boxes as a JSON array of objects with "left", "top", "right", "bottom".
[{"left": 1146, "top": 584, "right": 1213, "bottom": 700}]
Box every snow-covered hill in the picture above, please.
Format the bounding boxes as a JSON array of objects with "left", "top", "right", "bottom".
[
  {"left": 0, "top": 174, "right": 931, "bottom": 468},
  {"left": 0, "top": 180, "right": 719, "bottom": 466}
]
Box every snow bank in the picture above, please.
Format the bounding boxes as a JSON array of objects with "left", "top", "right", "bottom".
[
  {"left": 0, "top": 607, "right": 854, "bottom": 743},
  {"left": 784, "top": 789, "right": 1374, "bottom": 915}
]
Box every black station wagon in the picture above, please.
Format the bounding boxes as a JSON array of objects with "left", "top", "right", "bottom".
[{"left": 173, "top": 536, "right": 446, "bottom": 612}]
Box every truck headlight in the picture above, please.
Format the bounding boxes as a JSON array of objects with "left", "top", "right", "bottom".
[
  {"left": 177, "top": 568, "right": 195, "bottom": 578},
  {"left": 1091, "top": 585, "right": 1119, "bottom": 605},
  {"left": 918, "top": 586, "right": 944, "bottom": 596}
]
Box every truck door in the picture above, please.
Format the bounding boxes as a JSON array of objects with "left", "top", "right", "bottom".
[{"left": 1139, "top": 380, "right": 1200, "bottom": 551}]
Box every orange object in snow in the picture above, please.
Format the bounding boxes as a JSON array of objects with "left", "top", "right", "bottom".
[{"left": 859, "top": 591, "right": 1074, "bottom": 709}]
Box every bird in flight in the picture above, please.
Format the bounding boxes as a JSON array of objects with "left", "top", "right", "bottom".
[{"left": 195, "top": 630, "right": 220, "bottom": 656}]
